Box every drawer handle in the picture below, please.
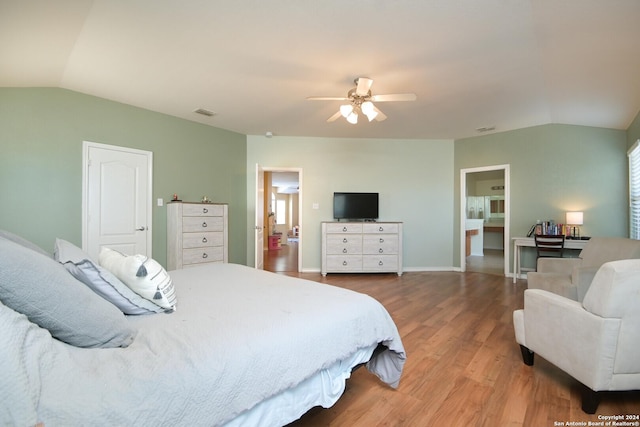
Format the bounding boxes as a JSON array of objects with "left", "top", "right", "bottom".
[
  {"left": 379, "top": 226, "right": 384, "bottom": 232},
  {"left": 343, "top": 248, "right": 347, "bottom": 253},
  {"left": 202, "top": 237, "right": 208, "bottom": 243},
  {"left": 343, "top": 226, "right": 347, "bottom": 232},
  {"left": 379, "top": 238, "right": 384, "bottom": 243},
  {"left": 202, "top": 253, "right": 208, "bottom": 259},
  {"left": 342, "top": 261, "right": 348, "bottom": 266},
  {"left": 378, "top": 260, "right": 384, "bottom": 266},
  {"left": 343, "top": 238, "right": 348, "bottom": 243},
  {"left": 202, "top": 222, "right": 208, "bottom": 228},
  {"left": 379, "top": 248, "right": 384, "bottom": 253},
  {"left": 203, "top": 207, "right": 208, "bottom": 214}
]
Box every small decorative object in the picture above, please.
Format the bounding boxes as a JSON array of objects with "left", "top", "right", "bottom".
[
  {"left": 201, "top": 196, "right": 210, "bottom": 203},
  {"left": 172, "top": 193, "right": 179, "bottom": 201}
]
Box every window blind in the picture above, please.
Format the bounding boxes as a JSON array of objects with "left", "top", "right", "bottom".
[{"left": 629, "top": 140, "right": 640, "bottom": 239}]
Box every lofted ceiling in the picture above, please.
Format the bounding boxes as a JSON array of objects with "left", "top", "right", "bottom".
[{"left": 2, "top": 0, "right": 640, "bottom": 140}]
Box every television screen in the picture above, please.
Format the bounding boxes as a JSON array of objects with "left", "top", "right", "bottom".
[{"left": 333, "top": 192, "right": 379, "bottom": 220}]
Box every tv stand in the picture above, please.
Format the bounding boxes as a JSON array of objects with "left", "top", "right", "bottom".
[{"left": 321, "top": 221, "right": 403, "bottom": 276}]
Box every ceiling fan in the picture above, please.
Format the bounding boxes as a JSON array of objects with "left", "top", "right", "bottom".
[{"left": 307, "top": 77, "right": 417, "bottom": 124}]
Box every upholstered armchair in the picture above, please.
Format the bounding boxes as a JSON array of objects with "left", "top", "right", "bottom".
[
  {"left": 527, "top": 237, "right": 640, "bottom": 301},
  {"left": 514, "top": 259, "right": 640, "bottom": 413}
]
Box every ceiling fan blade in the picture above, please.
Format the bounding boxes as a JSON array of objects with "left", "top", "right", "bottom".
[
  {"left": 370, "top": 93, "right": 417, "bottom": 102},
  {"left": 327, "top": 111, "right": 342, "bottom": 122},
  {"left": 307, "top": 96, "right": 350, "bottom": 101},
  {"left": 373, "top": 106, "right": 387, "bottom": 122},
  {"left": 355, "top": 77, "right": 373, "bottom": 96}
]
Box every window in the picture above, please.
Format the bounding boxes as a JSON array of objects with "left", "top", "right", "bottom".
[
  {"left": 629, "top": 140, "right": 640, "bottom": 239},
  {"left": 276, "top": 199, "right": 286, "bottom": 224}
]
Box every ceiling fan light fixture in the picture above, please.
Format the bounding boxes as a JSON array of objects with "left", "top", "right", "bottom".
[
  {"left": 347, "top": 111, "right": 358, "bottom": 124},
  {"left": 340, "top": 104, "right": 353, "bottom": 118},
  {"left": 361, "top": 101, "right": 377, "bottom": 121},
  {"left": 361, "top": 101, "right": 374, "bottom": 115}
]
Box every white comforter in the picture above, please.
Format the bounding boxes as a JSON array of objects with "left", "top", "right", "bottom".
[{"left": 1, "top": 263, "right": 405, "bottom": 426}]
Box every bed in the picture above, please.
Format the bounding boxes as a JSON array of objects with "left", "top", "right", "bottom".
[{"left": 0, "top": 232, "right": 406, "bottom": 426}]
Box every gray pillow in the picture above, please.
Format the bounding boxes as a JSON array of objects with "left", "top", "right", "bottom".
[
  {"left": 0, "top": 229, "right": 51, "bottom": 258},
  {"left": 0, "top": 237, "right": 136, "bottom": 348},
  {"left": 54, "top": 239, "right": 165, "bottom": 315}
]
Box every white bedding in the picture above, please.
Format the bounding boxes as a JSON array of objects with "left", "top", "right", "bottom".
[{"left": 1, "top": 263, "right": 405, "bottom": 426}]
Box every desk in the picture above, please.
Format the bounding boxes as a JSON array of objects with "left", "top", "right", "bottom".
[{"left": 512, "top": 237, "right": 588, "bottom": 283}]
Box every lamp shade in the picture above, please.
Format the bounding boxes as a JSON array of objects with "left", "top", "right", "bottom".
[
  {"left": 566, "top": 211, "right": 583, "bottom": 225},
  {"left": 340, "top": 104, "right": 353, "bottom": 118}
]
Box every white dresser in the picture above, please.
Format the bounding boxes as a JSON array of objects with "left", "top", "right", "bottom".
[
  {"left": 321, "top": 222, "right": 403, "bottom": 276},
  {"left": 167, "top": 202, "right": 228, "bottom": 270}
]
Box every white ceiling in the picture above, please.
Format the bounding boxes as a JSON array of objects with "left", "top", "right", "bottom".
[{"left": 2, "top": 0, "right": 640, "bottom": 140}]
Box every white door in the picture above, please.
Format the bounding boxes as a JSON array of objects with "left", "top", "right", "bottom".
[
  {"left": 82, "top": 141, "right": 153, "bottom": 261},
  {"left": 255, "top": 163, "right": 265, "bottom": 269}
]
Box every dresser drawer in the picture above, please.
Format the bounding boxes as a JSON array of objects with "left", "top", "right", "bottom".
[
  {"left": 182, "top": 247, "right": 224, "bottom": 265},
  {"left": 324, "top": 223, "right": 363, "bottom": 234},
  {"left": 182, "top": 232, "right": 223, "bottom": 249},
  {"left": 363, "top": 223, "right": 399, "bottom": 234},
  {"left": 182, "top": 216, "right": 224, "bottom": 232},
  {"left": 325, "top": 234, "right": 362, "bottom": 255},
  {"left": 325, "top": 255, "right": 363, "bottom": 271},
  {"left": 363, "top": 234, "right": 399, "bottom": 254},
  {"left": 182, "top": 203, "right": 225, "bottom": 217},
  {"left": 363, "top": 255, "right": 398, "bottom": 271}
]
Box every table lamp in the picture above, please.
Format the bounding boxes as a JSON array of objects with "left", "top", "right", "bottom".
[{"left": 566, "top": 211, "right": 583, "bottom": 239}]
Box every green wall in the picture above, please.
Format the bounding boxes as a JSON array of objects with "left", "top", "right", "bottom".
[
  {"left": 2, "top": 87, "right": 633, "bottom": 275},
  {"left": 246, "top": 136, "right": 455, "bottom": 272},
  {"left": 628, "top": 109, "right": 640, "bottom": 149},
  {"left": 454, "top": 124, "right": 629, "bottom": 270},
  {"left": 0, "top": 88, "right": 247, "bottom": 266}
]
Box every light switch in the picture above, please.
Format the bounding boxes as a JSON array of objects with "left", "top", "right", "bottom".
[
  {"left": 312, "top": 203, "right": 319, "bottom": 209},
  {"left": 157, "top": 198, "right": 164, "bottom": 207}
]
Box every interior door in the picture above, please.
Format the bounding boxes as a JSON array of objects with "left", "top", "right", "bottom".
[
  {"left": 83, "top": 141, "right": 153, "bottom": 261},
  {"left": 255, "top": 163, "right": 265, "bottom": 269}
]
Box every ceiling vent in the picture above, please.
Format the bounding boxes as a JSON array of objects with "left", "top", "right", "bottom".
[
  {"left": 476, "top": 126, "right": 496, "bottom": 133},
  {"left": 194, "top": 108, "right": 216, "bottom": 117}
]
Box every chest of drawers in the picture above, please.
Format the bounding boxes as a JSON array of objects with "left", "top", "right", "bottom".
[
  {"left": 167, "top": 202, "right": 228, "bottom": 270},
  {"left": 321, "top": 222, "right": 403, "bottom": 276}
]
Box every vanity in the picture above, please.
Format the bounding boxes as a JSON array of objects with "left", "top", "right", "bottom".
[{"left": 465, "top": 219, "right": 484, "bottom": 256}]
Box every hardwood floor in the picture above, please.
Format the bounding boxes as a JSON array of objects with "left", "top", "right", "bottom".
[
  {"left": 279, "top": 271, "right": 640, "bottom": 426},
  {"left": 264, "top": 239, "right": 298, "bottom": 272}
]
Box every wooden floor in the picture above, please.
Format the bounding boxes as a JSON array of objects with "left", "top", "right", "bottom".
[{"left": 275, "top": 271, "right": 640, "bottom": 426}]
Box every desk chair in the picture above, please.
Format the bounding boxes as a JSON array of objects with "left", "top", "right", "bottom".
[{"left": 534, "top": 234, "right": 565, "bottom": 268}]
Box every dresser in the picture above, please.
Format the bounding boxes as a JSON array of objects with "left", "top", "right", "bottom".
[
  {"left": 167, "top": 202, "right": 228, "bottom": 270},
  {"left": 321, "top": 222, "right": 403, "bottom": 276}
]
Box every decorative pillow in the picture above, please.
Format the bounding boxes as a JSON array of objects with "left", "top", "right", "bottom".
[
  {"left": 54, "top": 239, "right": 166, "bottom": 315},
  {"left": 0, "top": 237, "right": 136, "bottom": 348},
  {"left": 99, "top": 248, "right": 176, "bottom": 311}
]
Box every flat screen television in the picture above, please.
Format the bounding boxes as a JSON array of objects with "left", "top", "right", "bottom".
[{"left": 333, "top": 192, "right": 379, "bottom": 221}]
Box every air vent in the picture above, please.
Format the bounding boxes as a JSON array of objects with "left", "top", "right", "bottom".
[
  {"left": 194, "top": 108, "right": 216, "bottom": 117},
  {"left": 476, "top": 126, "right": 496, "bottom": 133}
]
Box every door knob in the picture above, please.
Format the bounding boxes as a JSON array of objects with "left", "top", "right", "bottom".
[{"left": 136, "top": 226, "right": 146, "bottom": 231}]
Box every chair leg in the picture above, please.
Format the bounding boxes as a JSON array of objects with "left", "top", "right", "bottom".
[
  {"left": 580, "top": 386, "right": 600, "bottom": 414},
  {"left": 519, "top": 345, "right": 534, "bottom": 366}
]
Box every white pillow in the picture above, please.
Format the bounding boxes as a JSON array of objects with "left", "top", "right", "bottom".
[
  {"left": 99, "top": 248, "right": 176, "bottom": 311},
  {"left": 54, "top": 239, "right": 166, "bottom": 315}
]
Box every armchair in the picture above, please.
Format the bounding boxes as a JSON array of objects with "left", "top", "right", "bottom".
[
  {"left": 513, "top": 259, "right": 640, "bottom": 413},
  {"left": 527, "top": 237, "right": 640, "bottom": 301}
]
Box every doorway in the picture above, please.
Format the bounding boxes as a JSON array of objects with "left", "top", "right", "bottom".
[
  {"left": 460, "top": 165, "right": 510, "bottom": 276},
  {"left": 260, "top": 168, "right": 302, "bottom": 273}
]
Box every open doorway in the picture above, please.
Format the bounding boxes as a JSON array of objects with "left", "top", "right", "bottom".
[
  {"left": 460, "top": 165, "right": 510, "bottom": 276},
  {"left": 261, "top": 168, "right": 302, "bottom": 273}
]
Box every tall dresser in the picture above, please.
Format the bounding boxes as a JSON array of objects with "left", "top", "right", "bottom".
[
  {"left": 167, "top": 202, "right": 228, "bottom": 270},
  {"left": 321, "top": 221, "right": 403, "bottom": 276}
]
